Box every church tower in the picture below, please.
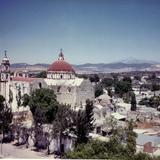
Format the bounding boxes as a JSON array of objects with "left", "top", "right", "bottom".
[
  {"left": 0, "top": 50, "right": 10, "bottom": 100},
  {"left": 1, "top": 50, "right": 10, "bottom": 82}
]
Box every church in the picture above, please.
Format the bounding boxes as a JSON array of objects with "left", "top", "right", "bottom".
[{"left": 0, "top": 50, "right": 95, "bottom": 112}]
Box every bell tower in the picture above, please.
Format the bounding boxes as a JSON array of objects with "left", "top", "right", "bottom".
[
  {"left": 1, "top": 50, "right": 10, "bottom": 82},
  {"left": 0, "top": 50, "right": 10, "bottom": 100}
]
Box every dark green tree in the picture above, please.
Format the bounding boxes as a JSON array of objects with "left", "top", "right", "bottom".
[
  {"left": 52, "top": 104, "right": 75, "bottom": 156},
  {"left": 0, "top": 95, "right": 13, "bottom": 140},
  {"left": 151, "top": 82, "right": 160, "bottom": 96},
  {"left": 23, "top": 88, "right": 59, "bottom": 149},
  {"left": 8, "top": 88, "right": 13, "bottom": 106},
  {"left": 107, "top": 87, "right": 113, "bottom": 97},
  {"left": 115, "top": 80, "right": 132, "bottom": 97},
  {"left": 95, "top": 83, "right": 103, "bottom": 97},
  {"left": 126, "top": 120, "right": 137, "bottom": 157},
  {"left": 64, "top": 140, "right": 109, "bottom": 159},
  {"left": 131, "top": 93, "right": 137, "bottom": 111},
  {"left": 102, "top": 78, "right": 114, "bottom": 88},
  {"left": 27, "top": 88, "right": 58, "bottom": 124},
  {"left": 89, "top": 74, "right": 100, "bottom": 83},
  {"left": 22, "top": 94, "right": 30, "bottom": 107},
  {"left": 75, "top": 99, "right": 94, "bottom": 145},
  {"left": 133, "top": 152, "right": 151, "bottom": 160},
  {"left": 16, "top": 85, "right": 22, "bottom": 111},
  {"left": 36, "top": 71, "right": 47, "bottom": 78}
]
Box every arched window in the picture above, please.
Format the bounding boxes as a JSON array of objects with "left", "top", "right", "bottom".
[
  {"left": 57, "top": 86, "right": 61, "bottom": 92},
  {"left": 68, "top": 87, "right": 71, "bottom": 93},
  {"left": 60, "top": 75, "right": 63, "bottom": 79},
  {"left": 39, "top": 82, "right": 42, "bottom": 89}
]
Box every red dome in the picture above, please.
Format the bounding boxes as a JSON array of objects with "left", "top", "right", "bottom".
[{"left": 48, "top": 60, "right": 75, "bottom": 73}]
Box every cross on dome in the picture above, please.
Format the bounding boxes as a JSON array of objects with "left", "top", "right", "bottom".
[
  {"left": 4, "top": 50, "right": 7, "bottom": 58},
  {"left": 58, "top": 49, "right": 64, "bottom": 60}
]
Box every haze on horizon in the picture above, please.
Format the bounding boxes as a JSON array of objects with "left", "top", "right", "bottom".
[{"left": 0, "top": 0, "right": 160, "bottom": 64}]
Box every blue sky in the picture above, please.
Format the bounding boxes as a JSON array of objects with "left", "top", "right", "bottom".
[{"left": 0, "top": 0, "right": 160, "bottom": 64}]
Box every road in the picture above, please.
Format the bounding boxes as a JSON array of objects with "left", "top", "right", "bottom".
[{"left": 0, "top": 142, "right": 54, "bottom": 159}]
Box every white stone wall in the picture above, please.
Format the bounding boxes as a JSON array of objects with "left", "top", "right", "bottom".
[
  {"left": 10, "top": 81, "right": 31, "bottom": 112},
  {"left": 9, "top": 79, "right": 46, "bottom": 112},
  {"left": 50, "top": 85, "right": 77, "bottom": 108},
  {"left": 1, "top": 77, "right": 94, "bottom": 111},
  {"left": 0, "top": 81, "right": 10, "bottom": 102},
  {"left": 76, "top": 79, "right": 95, "bottom": 108},
  {"left": 48, "top": 79, "right": 95, "bottom": 108}
]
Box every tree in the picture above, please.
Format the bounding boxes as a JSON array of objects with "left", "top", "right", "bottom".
[
  {"left": 89, "top": 74, "right": 100, "bottom": 83},
  {"left": 0, "top": 95, "right": 13, "bottom": 141},
  {"left": 64, "top": 140, "right": 109, "bottom": 159},
  {"left": 107, "top": 87, "right": 113, "bottom": 97},
  {"left": 95, "top": 84, "right": 103, "bottom": 97},
  {"left": 101, "top": 78, "right": 114, "bottom": 88},
  {"left": 75, "top": 99, "right": 94, "bottom": 145},
  {"left": 16, "top": 85, "right": 22, "bottom": 111},
  {"left": 131, "top": 93, "right": 137, "bottom": 111},
  {"left": 52, "top": 104, "right": 75, "bottom": 156},
  {"left": 36, "top": 71, "right": 47, "bottom": 78},
  {"left": 125, "top": 120, "right": 137, "bottom": 157},
  {"left": 22, "top": 94, "right": 30, "bottom": 107},
  {"left": 8, "top": 88, "right": 13, "bottom": 106},
  {"left": 24, "top": 88, "right": 59, "bottom": 149},
  {"left": 151, "top": 82, "right": 160, "bottom": 96},
  {"left": 123, "top": 76, "right": 132, "bottom": 84},
  {"left": 77, "top": 74, "right": 88, "bottom": 79},
  {"left": 133, "top": 152, "right": 151, "bottom": 160},
  {"left": 115, "top": 80, "right": 132, "bottom": 97},
  {"left": 27, "top": 88, "right": 58, "bottom": 124}
]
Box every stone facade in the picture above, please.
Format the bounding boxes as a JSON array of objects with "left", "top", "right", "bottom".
[{"left": 0, "top": 51, "right": 95, "bottom": 111}]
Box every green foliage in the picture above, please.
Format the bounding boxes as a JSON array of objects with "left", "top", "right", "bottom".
[
  {"left": 64, "top": 140, "right": 109, "bottom": 159},
  {"left": 115, "top": 80, "right": 132, "bottom": 97},
  {"left": 95, "top": 83, "right": 103, "bottom": 97},
  {"left": 131, "top": 93, "right": 137, "bottom": 111},
  {"left": 52, "top": 104, "right": 75, "bottom": 136},
  {"left": 52, "top": 104, "right": 75, "bottom": 155},
  {"left": 22, "top": 94, "right": 30, "bottom": 107},
  {"left": 27, "top": 88, "right": 58, "bottom": 124},
  {"left": 107, "top": 87, "right": 113, "bottom": 97},
  {"left": 36, "top": 71, "right": 47, "bottom": 78},
  {"left": 151, "top": 82, "right": 160, "bottom": 92},
  {"left": 149, "top": 73, "right": 157, "bottom": 80},
  {"left": 123, "top": 91, "right": 132, "bottom": 103},
  {"left": 9, "top": 89, "right": 13, "bottom": 104},
  {"left": 139, "top": 96, "right": 160, "bottom": 109},
  {"left": 89, "top": 74, "right": 100, "bottom": 83},
  {"left": 123, "top": 76, "right": 132, "bottom": 84},
  {"left": 76, "top": 74, "right": 88, "bottom": 79},
  {"left": 64, "top": 120, "right": 159, "bottom": 160},
  {"left": 75, "top": 99, "right": 94, "bottom": 145},
  {"left": 134, "top": 75, "right": 141, "bottom": 81},
  {"left": 125, "top": 120, "right": 137, "bottom": 157},
  {"left": 0, "top": 95, "right": 13, "bottom": 135},
  {"left": 16, "top": 85, "right": 22, "bottom": 108},
  {"left": 101, "top": 78, "right": 114, "bottom": 88},
  {"left": 133, "top": 152, "right": 152, "bottom": 160}
]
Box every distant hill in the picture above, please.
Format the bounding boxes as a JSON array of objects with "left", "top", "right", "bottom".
[{"left": 10, "top": 60, "right": 160, "bottom": 73}]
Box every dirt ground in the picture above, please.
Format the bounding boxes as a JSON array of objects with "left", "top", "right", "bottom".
[{"left": 0, "top": 142, "right": 54, "bottom": 159}]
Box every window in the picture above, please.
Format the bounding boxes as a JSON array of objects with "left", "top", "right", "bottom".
[
  {"left": 39, "top": 82, "right": 42, "bottom": 89},
  {"left": 60, "top": 75, "right": 63, "bottom": 79},
  {"left": 57, "top": 86, "right": 61, "bottom": 92},
  {"left": 68, "top": 87, "right": 71, "bottom": 92}
]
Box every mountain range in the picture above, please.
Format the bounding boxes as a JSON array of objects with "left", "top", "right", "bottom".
[{"left": 10, "top": 59, "right": 160, "bottom": 73}]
